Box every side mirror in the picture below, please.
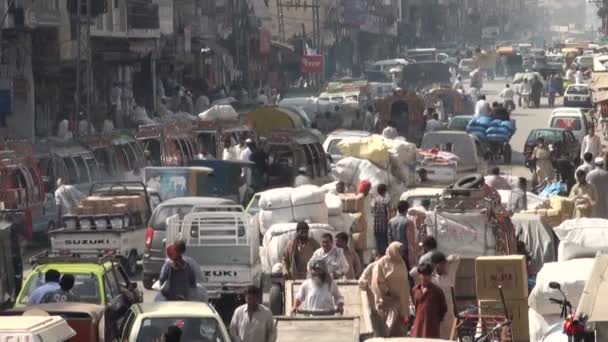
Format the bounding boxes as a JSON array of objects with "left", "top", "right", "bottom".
[{"left": 549, "top": 281, "right": 561, "bottom": 290}]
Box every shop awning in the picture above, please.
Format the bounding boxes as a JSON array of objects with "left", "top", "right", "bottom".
[
  {"left": 592, "top": 73, "right": 608, "bottom": 91},
  {"left": 595, "top": 90, "right": 608, "bottom": 103}
]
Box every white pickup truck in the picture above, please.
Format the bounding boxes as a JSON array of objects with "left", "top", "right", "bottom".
[
  {"left": 49, "top": 182, "right": 159, "bottom": 276},
  {"left": 165, "top": 204, "right": 261, "bottom": 306}
]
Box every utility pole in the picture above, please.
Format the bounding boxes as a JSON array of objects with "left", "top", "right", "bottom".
[
  {"left": 276, "top": 0, "right": 320, "bottom": 48},
  {"left": 75, "top": 0, "right": 92, "bottom": 136}
]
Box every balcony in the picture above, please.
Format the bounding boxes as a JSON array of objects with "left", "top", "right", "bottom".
[{"left": 91, "top": 0, "right": 161, "bottom": 39}]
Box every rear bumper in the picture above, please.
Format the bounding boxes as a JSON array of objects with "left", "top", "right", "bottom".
[{"left": 143, "top": 253, "right": 165, "bottom": 276}]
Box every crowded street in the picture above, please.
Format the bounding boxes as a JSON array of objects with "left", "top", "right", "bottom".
[{"left": 4, "top": 0, "right": 608, "bottom": 341}]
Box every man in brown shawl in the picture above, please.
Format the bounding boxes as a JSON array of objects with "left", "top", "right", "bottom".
[
  {"left": 411, "top": 262, "right": 447, "bottom": 338},
  {"left": 336, "top": 232, "right": 362, "bottom": 279},
  {"left": 282, "top": 221, "right": 320, "bottom": 279},
  {"left": 371, "top": 241, "right": 410, "bottom": 337}
]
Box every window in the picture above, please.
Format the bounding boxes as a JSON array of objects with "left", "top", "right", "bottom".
[
  {"left": 119, "top": 309, "right": 137, "bottom": 341},
  {"left": 63, "top": 157, "right": 79, "bottom": 184},
  {"left": 327, "top": 139, "right": 342, "bottom": 155},
  {"left": 135, "top": 318, "right": 226, "bottom": 342},
  {"left": 104, "top": 271, "right": 120, "bottom": 302},
  {"left": 149, "top": 205, "right": 194, "bottom": 231},
  {"left": 113, "top": 264, "right": 130, "bottom": 288},
  {"left": 74, "top": 156, "right": 91, "bottom": 184},
  {"left": 122, "top": 143, "right": 137, "bottom": 170},
  {"left": 566, "top": 86, "right": 590, "bottom": 95},
  {"left": 550, "top": 117, "right": 582, "bottom": 131},
  {"left": 20, "top": 272, "right": 101, "bottom": 304},
  {"left": 85, "top": 157, "right": 100, "bottom": 181}
]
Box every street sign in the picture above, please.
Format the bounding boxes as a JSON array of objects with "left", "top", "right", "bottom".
[{"left": 300, "top": 55, "right": 323, "bottom": 73}]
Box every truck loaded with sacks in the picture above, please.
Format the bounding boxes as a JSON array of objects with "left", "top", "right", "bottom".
[{"left": 252, "top": 184, "right": 367, "bottom": 314}]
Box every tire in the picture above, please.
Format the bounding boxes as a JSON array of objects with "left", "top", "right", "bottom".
[
  {"left": 454, "top": 174, "right": 484, "bottom": 189},
  {"left": 143, "top": 274, "right": 155, "bottom": 290},
  {"left": 124, "top": 251, "right": 138, "bottom": 276},
  {"left": 269, "top": 283, "right": 284, "bottom": 315},
  {"left": 503, "top": 144, "right": 512, "bottom": 164}
]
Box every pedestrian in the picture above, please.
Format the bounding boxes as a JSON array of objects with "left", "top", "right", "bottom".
[
  {"left": 102, "top": 111, "right": 115, "bottom": 134},
  {"left": 410, "top": 263, "right": 447, "bottom": 338},
  {"left": 425, "top": 113, "right": 442, "bottom": 132},
  {"left": 308, "top": 233, "right": 351, "bottom": 279},
  {"left": 249, "top": 142, "right": 268, "bottom": 190},
  {"left": 28, "top": 269, "right": 61, "bottom": 305},
  {"left": 159, "top": 240, "right": 207, "bottom": 302},
  {"left": 358, "top": 252, "right": 385, "bottom": 337},
  {"left": 508, "top": 177, "right": 528, "bottom": 212},
  {"left": 570, "top": 169, "right": 598, "bottom": 218},
  {"left": 293, "top": 166, "right": 312, "bottom": 187},
  {"left": 291, "top": 259, "right": 345, "bottom": 314},
  {"left": 372, "top": 184, "right": 391, "bottom": 255},
  {"left": 581, "top": 126, "right": 602, "bottom": 161},
  {"left": 388, "top": 201, "right": 414, "bottom": 274},
  {"left": 548, "top": 75, "right": 558, "bottom": 108},
  {"left": 576, "top": 152, "right": 595, "bottom": 175},
  {"left": 78, "top": 112, "right": 95, "bottom": 135},
  {"left": 382, "top": 121, "right": 398, "bottom": 139},
  {"left": 159, "top": 326, "right": 182, "bottom": 342},
  {"left": 222, "top": 139, "right": 238, "bottom": 161},
  {"left": 431, "top": 252, "right": 460, "bottom": 340},
  {"left": 452, "top": 75, "right": 464, "bottom": 92},
  {"left": 157, "top": 243, "right": 197, "bottom": 301},
  {"left": 485, "top": 167, "right": 511, "bottom": 190},
  {"left": 335, "top": 232, "right": 362, "bottom": 279},
  {"left": 56, "top": 114, "right": 72, "bottom": 141},
  {"left": 40, "top": 274, "right": 80, "bottom": 303},
  {"left": 363, "top": 106, "right": 375, "bottom": 132},
  {"left": 410, "top": 236, "right": 439, "bottom": 277},
  {"left": 240, "top": 138, "right": 254, "bottom": 162},
  {"left": 500, "top": 83, "right": 515, "bottom": 112},
  {"left": 474, "top": 94, "right": 490, "bottom": 117},
  {"left": 230, "top": 286, "right": 276, "bottom": 342},
  {"left": 531, "top": 76, "right": 543, "bottom": 108},
  {"left": 282, "top": 221, "right": 320, "bottom": 280},
  {"left": 566, "top": 67, "right": 575, "bottom": 86},
  {"left": 370, "top": 242, "right": 410, "bottom": 337},
  {"left": 586, "top": 155, "right": 608, "bottom": 219},
  {"left": 531, "top": 137, "right": 555, "bottom": 184},
  {"left": 54, "top": 178, "right": 86, "bottom": 226},
  {"left": 575, "top": 68, "right": 584, "bottom": 84},
  {"left": 521, "top": 79, "right": 531, "bottom": 108}
]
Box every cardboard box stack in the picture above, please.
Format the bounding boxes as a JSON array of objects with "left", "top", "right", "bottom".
[
  {"left": 522, "top": 195, "right": 573, "bottom": 228},
  {"left": 476, "top": 255, "right": 529, "bottom": 342},
  {"left": 339, "top": 193, "right": 367, "bottom": 252}
]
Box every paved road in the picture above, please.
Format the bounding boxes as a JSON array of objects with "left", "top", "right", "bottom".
[{"left": 478, "top": 79, "right": 561, "bottom": 180}]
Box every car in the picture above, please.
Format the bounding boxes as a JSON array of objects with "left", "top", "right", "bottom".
[
  {"left": 322, "top": 130, "right": 372, "bottom": 162},
  {"left": 573, "top": 55, "right": 594, "bottom": 71},
  {"left": 118, "top": 302, "right": 230, "bottom": 342},
  {"left": 447, "top": 115, "right": 473, "bottom": 131},
  {"left": 524, "top": 128, "right": 581, "bottom": 165},
  {"left": 142, "top": 197, "right": 240, "bottom": 289},
  {"left": 563, "top": 84, "right": 592, "bottom": 108},
  {"left": 16, "top": 254, "right": 141, "bottom": 311},
  {"left": 548, "top": 107, "right": 591, "bottom": 142}
]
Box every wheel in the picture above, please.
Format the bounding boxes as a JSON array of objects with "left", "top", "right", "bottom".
[
  {"left": 454, "top": 174, "right": 484, "bottom": 189},
  {"left": 269, "top": 283, "right": 284, "bottom": 315},
  {"left": 143, "top": 274, "right": 155, "bottom": 290},
  {"left": 124, "top": 251, "right": 138, "bottom": 276},
  {"left": 503, "top": 144, "right": 512, "bottom": 164}
]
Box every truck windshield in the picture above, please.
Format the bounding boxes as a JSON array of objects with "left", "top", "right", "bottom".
[
  {"left": 20, "top": 272, "right": 101, "bottom": 304},
  {"left": 149, "top": 205, "right": 194, "bottom": 231},
  {"left": 136, "top": 317, "right": 226, "bottom": 342}
]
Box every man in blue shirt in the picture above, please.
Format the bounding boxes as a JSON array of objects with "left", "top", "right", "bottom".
[
  {"left": 388, "top": 200, "right": 414, "bottom": 288},
  {"left": 28, "top": 269, "right": 61, "bottom": 305}
]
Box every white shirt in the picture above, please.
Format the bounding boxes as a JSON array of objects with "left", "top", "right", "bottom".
[
  {"left": 566, "top": 69, "right": 575, "bottom": 83},
  {"left": 575, "top": 70, "right": 583, "bottom": 84},
  {"left": 293, "top": 174, "right": 312, "bottom": 187},
  {"left": 576, "top": 161, "right": 594, "bottom": 175},
  {"left": 55, "top": 185, "right": 85, "bottom": 212},
  {"left": 308, "top": 247, "right": 350, "bottom": 277},
  {"left": 57, "top": 119, "right": 71, "bottom": 140},
  {"left": 581, "top": 134, "right": 602, "bottom": 160},
  {"left": 475, "top": 100, "right": 489, "bottom": 116},
  {"left": 500, "top": 88, "right": 515, "bottom": 101},
  {"left": 102, "top": 119, "right": 114, "bottom": 134},
  {"left": 426, "top": 119, "right": 442, "bottom": 132},
  {"left": 230, "top": 304, "right": 276, "bottom": 342},
  {"left": 295, "top": 278, "right": 344, "bottom": 312},
  {"left": 240, "top": 147, "right": 252, "bottom": 162},
  {"left": 223, "top": 147, "right": 238, "bottom": 161}
]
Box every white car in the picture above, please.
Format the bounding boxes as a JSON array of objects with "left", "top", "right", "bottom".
[
  {"left": 563, "top": 84, "right": 592, "bottom": 108},
  {"left": 548, "top": 107, "right": 590, "bottom": 142},
  {"left": 323, "top": 130, "right": 372, "bottom": 162}
]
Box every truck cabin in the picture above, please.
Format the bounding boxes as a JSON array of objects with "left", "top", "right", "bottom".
[
  {"left": 81, "top": 132, "right": 146, "bottom": 177},
  {"left": 0, "top": 215, "right": 23, "bottom": 309},
  {"left": 407, "top": 48, "right": 438, "bottom": 62},
  {"left": 266, "top": 130, "right": 328, "bottom": 187},
  {"left": 193, "top": 120, "right": 255, "bottom": 158},
  {"left": 136, "top": 124, "right": 197, "bottom": 167},
  {"left": 34, "top": 143, "right": 102, "bottom": 194}
]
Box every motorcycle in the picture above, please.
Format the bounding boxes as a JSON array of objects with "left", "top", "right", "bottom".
[{"left": 542, "top": 281, "right": 595, "bottom": 342}]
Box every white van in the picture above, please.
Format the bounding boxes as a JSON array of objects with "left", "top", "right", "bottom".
[
  {"left": 0, "top": 316, "right": 76, "bottom": 341},
  {"left": 548, "top": 107, "right": 590, "bottom": 142}
]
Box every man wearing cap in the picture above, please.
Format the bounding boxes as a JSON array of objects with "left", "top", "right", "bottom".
[
  {"left": 587, "top": 155, "right": 608, "bottom": 219},
  {"left": 293, "top": 167, "right": 312, "bottom": 187}
]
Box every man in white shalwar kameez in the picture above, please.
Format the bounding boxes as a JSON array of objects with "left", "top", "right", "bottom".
[
  {"left": 431, "top": 252, "right": 460, "bottom": 340},
  {"left": 308, "top": 233, "right": 350, "bottom": 279}
]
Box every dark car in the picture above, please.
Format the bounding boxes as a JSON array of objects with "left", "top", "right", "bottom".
[{"left": 524, "top": 128, "right": 581, "bottom": 165}]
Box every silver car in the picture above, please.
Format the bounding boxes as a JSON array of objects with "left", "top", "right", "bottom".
[{"left": 142, "top": 196, "right": 238, "bottom": 289}]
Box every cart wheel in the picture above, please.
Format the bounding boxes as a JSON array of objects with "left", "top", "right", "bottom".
[
  {"left": 124, "top": 251, "right": 138, "bottom": 276},
  {"left": 503, "top": 144, "right": 512, "bottom": 164},
  {"left": 143, "top": 274, "right": 155, "bottom": 290},
  {"left": 269, "top": 283, "right": 284, "bottom": 315}
]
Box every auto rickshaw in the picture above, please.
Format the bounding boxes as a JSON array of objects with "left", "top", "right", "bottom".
[
  {"left": 424, "top": 86, "right": 474, "bottom": 117},
  {"left": 80, "top": 130, "right": 146, "bottom": 178},
  {"left": 193, "top": 118, "right": 255, "bottom": 159},
  {"left": 136, "top": 122, "right": 198, "bottom": 167},
  {"left": 265, "top": 129, "right": 329, "bottom": 187},
  {"left": 248, "top": 106, "right": 307, "bottom": 138},
  {"left": 496, "top": 45, "right": 523, "bottom": 77},
  {"left": 374, "top": 89, "right": 424, "bottom": 142}
]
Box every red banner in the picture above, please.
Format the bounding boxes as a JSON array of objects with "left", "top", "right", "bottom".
[
  {"left": 300, "top": 55, "right": 324, "bottom": 73},
  {"left": 259, "top": 29, "right": 271, "bottom": 55}
]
